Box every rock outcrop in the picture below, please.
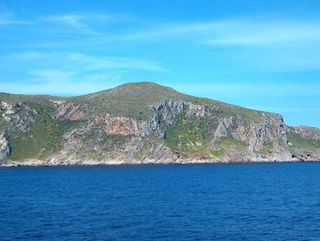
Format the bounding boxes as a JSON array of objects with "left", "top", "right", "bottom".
[{"left": 0, "top": 133, "right": 10, "bottom": 161}]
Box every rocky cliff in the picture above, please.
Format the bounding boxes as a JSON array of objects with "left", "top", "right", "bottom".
[{"left": 0, "top": 82, "right": 319, "bottom": 166}]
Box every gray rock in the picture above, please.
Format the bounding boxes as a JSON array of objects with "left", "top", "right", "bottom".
[{"left": 0, "top": 133, "right": 10, "bottom": 162}]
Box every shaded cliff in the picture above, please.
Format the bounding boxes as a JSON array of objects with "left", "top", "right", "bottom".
[{"left": 0, "top": 82, "right": 319, "bottom": 166}]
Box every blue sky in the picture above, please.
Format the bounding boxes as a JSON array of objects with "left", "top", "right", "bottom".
[{"left": 0, "top": 0, "right": 320, "bottom": 127}]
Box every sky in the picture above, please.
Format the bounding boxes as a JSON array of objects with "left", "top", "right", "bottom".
[{"left": 0, "top": 0, "right": 320, "bottom": 127}]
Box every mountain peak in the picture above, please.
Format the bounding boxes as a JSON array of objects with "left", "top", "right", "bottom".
[
  {"left": 108, "top": 81, "right": 177, "bottom": 94},
  {"left": 117, "top": 81, "right": 164, "bottom": 88}
]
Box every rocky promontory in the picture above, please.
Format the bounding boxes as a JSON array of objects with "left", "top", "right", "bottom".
[{"left": 0, "top": 82, "right": 319, "bottom": 166}]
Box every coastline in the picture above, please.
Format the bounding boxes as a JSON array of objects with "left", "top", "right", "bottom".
[{"left": 1, "top": 158, "right": 317, "bottom": 167}]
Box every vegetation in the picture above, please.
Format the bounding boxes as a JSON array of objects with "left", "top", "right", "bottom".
[
  {"left": 259, "top": 141, "right": 276, "bottom": 155},
  {"left": 7, "top": 101, "right": 76, "bottom": 161},
  {"left": 164, "top": 112, "right": 209, "bottom": 154},
  {"left": 210, "top": 149, "right": 225, "bottom": 157},
  {"left": 135, "top": 133, "right": 163, "bottom": 161},
  {"left": 1, "top": 82, "right": 319, "bottom": 163},
  {"left": 214, "top": 136, "right": 249, "bottom": 154},
  {"left": 288, "top": 132, "right": 320, "bottom": 154},
  {"left": 9, "top": 118, "right": 72, "bottom": 160},
  {"left": 69, "top": 82, "right": 264, "bottom": 123}
]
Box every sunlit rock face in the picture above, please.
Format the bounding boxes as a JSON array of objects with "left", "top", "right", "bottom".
[{"left": 0, "top": 133, "right": 10, "bottom": 161}]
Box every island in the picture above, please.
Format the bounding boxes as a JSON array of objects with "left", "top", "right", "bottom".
[{"left": 0, "top": 82, "right": 319, "bottom": 166}]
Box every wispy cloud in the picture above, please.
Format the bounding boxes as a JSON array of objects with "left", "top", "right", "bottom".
[
  {"left": 0, "top": 51, "right": 167, "bottom": 95},
  {"left": 24, "top": 16, "right": 320, "bottom": 71},
  {"left": 44, "top": 14, "right": 86, "bottom": 28},
  {"left": 0, "top": 75, "right": 121, "bottom": 96},
  {"left": 3, "top": 8, "right": 320, "bottom": 47},
  {"left": 28, "top": 69, "right": 76, "bottom": 83},
  {"left": 202, "top": 21, "right": 320, "bottom": 46},
  {"left": 9, "top": 51, "right": 168, "bottom": 72},
  {"left": 67, "top": 53, "right": 168, "bottom": 72},
  {"left": 106, "top": 19, "right": 320, "bottom": 45},
  {"left": 41, "top": 13, "right": 116, "bottom": 34}
]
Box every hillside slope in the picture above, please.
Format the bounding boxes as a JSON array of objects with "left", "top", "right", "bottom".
[{"left": 0, "top": 82, "right": 319, "bottom": 166}]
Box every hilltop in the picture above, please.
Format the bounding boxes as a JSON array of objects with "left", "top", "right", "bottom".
[{"left": 0, "top": 82, "right": 319, "bottom": 166}]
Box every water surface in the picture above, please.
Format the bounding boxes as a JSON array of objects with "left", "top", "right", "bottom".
[{"left": 1, "top": 162, "right": 320, "bottom": 240}]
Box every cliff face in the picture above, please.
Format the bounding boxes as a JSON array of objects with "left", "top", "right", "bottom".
[{"left": 0, "top": 82, "right": 319, "bottom": 166}]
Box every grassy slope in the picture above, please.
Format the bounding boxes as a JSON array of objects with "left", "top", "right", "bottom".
[
  {"left": 71, "top": 82, "right": 264, "bottom": 122},
  {"left": 0, "top": 95, "right": 75, "bottom": 161},
  {"left": 1, "top": 82, "right": 265, "bottom": 122},
  {"left": 287, "top": 132, "right": 320, "bottom": 156}
]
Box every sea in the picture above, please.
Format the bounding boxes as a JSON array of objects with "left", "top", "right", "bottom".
[{"left": 0, "top": 162, "right": 320, "bottom": 240}]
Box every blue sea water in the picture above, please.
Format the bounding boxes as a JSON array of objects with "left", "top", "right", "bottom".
[{"left": 0, "top": 163, "right": 320, "bottom": 240}]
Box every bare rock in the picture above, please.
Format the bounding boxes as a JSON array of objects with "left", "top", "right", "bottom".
[{"left": 0, "top": 133, "right": 10, "bottom": 162}]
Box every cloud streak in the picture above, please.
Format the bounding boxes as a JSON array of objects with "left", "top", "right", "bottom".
[
  {"left": 42, "top": 14, "right": 112, "bottom": 34},
  {"left": 22, "top": 15, "right": 320, "bottom": 71},
  {"left": 3, "top": 10, "right": 320, "bottom": 47},
  {"left": 44, "top": 14, "right": 86, "bottom": 28},
  {"left": 9, "top": 51, "right": 168, "bottom": 72},
  {"left": 105, "top": 19, "right": 320, "bottom": 46},
  {"left": 0, "top": 51, "right": 167, "bottom": 95}
]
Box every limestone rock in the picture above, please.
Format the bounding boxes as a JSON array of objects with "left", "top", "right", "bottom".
[{"left": 0, "top": 133, "right": 10, "bottom": 162}]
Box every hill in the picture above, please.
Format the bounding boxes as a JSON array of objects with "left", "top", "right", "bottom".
[{"left": 0, "top": 82, "right": 319, "bottom": 166}]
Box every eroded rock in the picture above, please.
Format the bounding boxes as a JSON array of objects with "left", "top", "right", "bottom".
[{"left": 0, "top": 133, "right": 10, "bottom": 162}]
